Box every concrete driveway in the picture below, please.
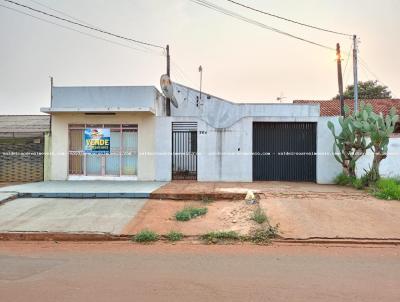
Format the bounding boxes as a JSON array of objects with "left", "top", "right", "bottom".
[{"left": 0, "top": 198, "right": 147, "bottom": 234}]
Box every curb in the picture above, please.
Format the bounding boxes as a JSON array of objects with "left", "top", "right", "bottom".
[
  {"left": 0, "top": 232, "right": 130, "bottom": 241},
  {"left": 274, "top": 238, "right": 400, "bottom": 246},
  {"left": 1, "top": 232, "right": 400, "bottom": 245}
]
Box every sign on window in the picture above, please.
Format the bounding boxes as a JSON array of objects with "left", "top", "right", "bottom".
[{"left": 84, "top": 128, "right": 110, "bottom": 154}]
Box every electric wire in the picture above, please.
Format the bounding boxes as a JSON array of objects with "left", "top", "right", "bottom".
[
  {"left": 225, "top": 0, "right": 352, "bottom": 37},
  {"left": 189, "top": 0, "right": 335, "bottom": 51},
  {"left": 1, "top": 0, "right": 165, "bottom": 49},
  {"left": 27, "top": 0, "right": 97, "bottom": 27},
  {"left": 0, "top": 3, "right": 164, "bottom": 56},
  {"left": 25, "top": 0, "right": 157, "bottom": 54}
]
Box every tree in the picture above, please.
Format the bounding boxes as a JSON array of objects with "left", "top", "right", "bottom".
[
  {"left": 367, "top": 108, "right": 399, "bottom": 182},
  {"left": 334, "top": 80, "right": 392, "bottom": 99}
]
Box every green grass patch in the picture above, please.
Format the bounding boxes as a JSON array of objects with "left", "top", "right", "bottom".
[
  {"left": 251, "top": 207, "right": 268, "bottom": 224},
  {"left": 133, "top": 229, "right": 159, "bottom": 243},
  {"left": 175, "top": 206, "right": 208, "bottom": 221},
  {"left": 374, "top": 178, "right": 400, "bottom": 200},
  {"left": 166, "top": 230, "right": 184, "bottom": 241},
  {"left": 201, "top": 231, "right": 240, "bottom": 243}
]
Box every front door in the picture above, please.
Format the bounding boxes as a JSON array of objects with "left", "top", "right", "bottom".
[{"left": 172, "top": 122, "right": 197, "bottom": 180}]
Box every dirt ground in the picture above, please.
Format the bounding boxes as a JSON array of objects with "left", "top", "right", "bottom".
[
  {"left": 262, "top": 193, "right": 400, "bottom": 239},
  {"left": 124, "top": 187, "right": 400, "bottom": 239},
  {"left": 122, "top": 199, "right": 263, "bottom": 235}
]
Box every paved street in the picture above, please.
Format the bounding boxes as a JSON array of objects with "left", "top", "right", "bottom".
[{"left": 0, "top": 242, "right": 399, "bottom": 302}]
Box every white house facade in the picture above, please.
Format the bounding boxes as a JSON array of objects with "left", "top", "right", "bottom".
[{"left": 40, "top": 81, "right": 400, "bottom": 183}]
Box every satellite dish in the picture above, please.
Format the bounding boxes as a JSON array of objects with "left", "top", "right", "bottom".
[{"left": 160, "top": 74, "right": 178, "bottom": 108}]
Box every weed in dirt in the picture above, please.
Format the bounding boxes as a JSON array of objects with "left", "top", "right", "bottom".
[
  {"left": 201, "top": 196, "right": 214, "bottom": 204},
  {"left": 133, "top": 229, "right": 159, "bottom": 243},
  {"left": 175, "top": 206, "right": 208, "bottom": 221},
  {"left": 201, "top": 231, "right": 240, "bottom": 243},
  {"left": 251, "top": 207, "right": 268, "bottom": 224},
  {"left": 249, "top": 224, "right": 280, "bottom": 244},
  {"left": 166, "top": 230, "right": 184, "bottom": 241}
]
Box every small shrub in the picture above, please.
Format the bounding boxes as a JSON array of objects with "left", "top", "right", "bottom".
[
  {"left": 251, "top": 207, "right": 268, "bottom": 224},
  {"left": 250, "top": 224, "right": 280, "bottom": 244},
  {"left": 201, "top": 231, "right": 240, "bottom": 243},
  {"left": 133, "top": 229, "right": 159, "bottom": 243},
  {"left": 175, "top": 206, "right": 208, "bottom": 221},
  {"left": 374, "top": 178, "right": 400, "bottom": 200},
  {"left": 334, "top": 172, "right": 354, "bottom": 186},
  {"left": 166, "top": 230, "right": 184, "bottom": 241}
]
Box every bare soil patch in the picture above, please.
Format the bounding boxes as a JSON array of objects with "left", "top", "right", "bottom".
[{"left": 122, "top": 199, "right": 266, "bottom": 236}]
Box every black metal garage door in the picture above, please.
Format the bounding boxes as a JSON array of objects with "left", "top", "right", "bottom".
[
  {"left": 253, "top": 122, "right": 316, "bottom": 181},
  {"left": 0, "top": 137, "right": 44, "bottom": 182}
]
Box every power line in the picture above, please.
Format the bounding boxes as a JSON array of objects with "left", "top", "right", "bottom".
[
  {"left": 225, "top": 0, "right": 352, "bottom": 37},
  {"left": 27, "top": 0, "right": 96, "bottom": 27},
  {"left": 1, "top": 0, "right": 165, "bottom": 49},
  {"left": 25, "top": 0, "right": 157, "bottom": 54},
  {"left": 189, "top": 0, "right": 335, "bottom": 51},
  {"left": 0, "top": 3, "right": 164, "bottom": 56}
]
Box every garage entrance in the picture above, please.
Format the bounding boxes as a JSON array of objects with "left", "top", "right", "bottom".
[
  {"left": 0, "top": 137, "right": 44, "bottom": 182},
  {"left": 253, "top": 122, "right": 316, "bottom": 181}
]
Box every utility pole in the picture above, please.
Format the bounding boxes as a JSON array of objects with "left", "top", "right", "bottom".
[
  {"left": 353, "top": 35, "right": 359, "bottom": 112},
  {"left": 336, "top": 43, "right": 345, "bottom": 116},
  {"left": 199, "top": 65, "right": 203, "bottom": 101},
  {"left": 166, "top": 44, "right": 171, "bottom": 116}
]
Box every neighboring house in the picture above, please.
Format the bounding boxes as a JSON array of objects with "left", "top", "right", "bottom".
[
  {"left": 41, "top": 86, "right": 165, "bottom": 181},
  {"left": 0, "top": 115, "right": 50, "bottom": 182},
  {"left": 294, "top": 99, "right": 400, "bottom": 181}
]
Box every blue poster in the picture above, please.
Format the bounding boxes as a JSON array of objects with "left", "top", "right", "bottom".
[{"left": 84, "top": 128, "right": 110, "bottom": 154}]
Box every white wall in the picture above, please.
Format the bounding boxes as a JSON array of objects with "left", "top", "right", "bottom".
[
  {"left": 316, "top": 117, "right": 342, "bottom": 184},
  {"left": 158, "top": 115, "right": 323, "bottom": 182},
  {"left": 357, "top": 137, "right": 400, "bottom": 178}
]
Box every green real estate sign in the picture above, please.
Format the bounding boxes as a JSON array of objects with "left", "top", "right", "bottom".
[{"left": 84, "top": 128, "right": 110, "bottom": 154}]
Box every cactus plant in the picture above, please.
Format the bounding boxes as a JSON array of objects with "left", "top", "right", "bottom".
[
  {"left": 367, "top": 107, "right": 398, "bottom": 182},
  {"left": 327, "top": 103, "right": 371, "bottom": 177},
  {"left": 328, "top": 102, "right": 398, "bottom": 183}
]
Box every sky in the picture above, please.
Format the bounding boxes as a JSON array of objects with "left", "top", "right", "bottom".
[{"left": 0, "top": 0, "right": 399, "bottom": 114}]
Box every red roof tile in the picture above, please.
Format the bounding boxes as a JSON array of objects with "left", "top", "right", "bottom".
[{"left": 293, "top": 99, "right": 400, "bottom": 116}]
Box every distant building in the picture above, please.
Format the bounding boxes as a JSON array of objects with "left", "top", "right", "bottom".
[{"left": 0, "top": 115, "right": 50, "bottom": 182}]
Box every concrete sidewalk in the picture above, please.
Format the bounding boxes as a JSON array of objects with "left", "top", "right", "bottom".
[
  {"left": 0, "top": 181, "right": 166, "bottom": 198},
  {"left": 0, "top": 198, "right": 147, "bottom": 234}
]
